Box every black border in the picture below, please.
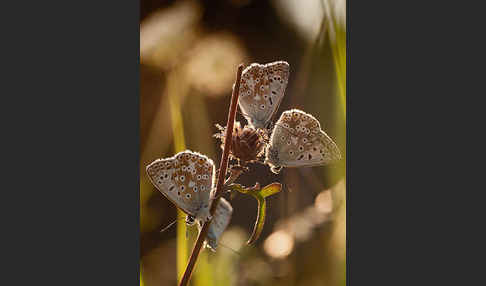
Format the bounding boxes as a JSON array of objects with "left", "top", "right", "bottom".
[{"left": 4, "top": 0, "right": 140, "bottom": 284}]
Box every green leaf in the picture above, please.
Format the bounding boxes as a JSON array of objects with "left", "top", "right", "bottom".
[
  {"left": 247, "top": 195, "right": 266, "bottom": 244},
  {"left": 259, "top": 182, "right": 282, "bottom": 198},
  {"left": 228, "top": 182, "right": 283, "bottom": 244}
]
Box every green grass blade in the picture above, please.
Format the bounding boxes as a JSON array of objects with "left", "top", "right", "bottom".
[
  {"left": 168, "top": 72, "right": 188, "bottom": 284},
  {"left": 330, "top": 19, "right": 346, "bottom": 119}
]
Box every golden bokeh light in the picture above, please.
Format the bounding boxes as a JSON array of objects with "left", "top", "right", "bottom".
[
  {"left": 315, "top": 190, "right": 333, "bottom": 214},
  {"left": 263, "top": 230, "right": 295, "bottom": 259}
]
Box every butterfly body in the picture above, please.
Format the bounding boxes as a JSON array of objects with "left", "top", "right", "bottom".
[
  {"left": 238, "top": 61, "right": 290, "bottom": 130},
  {"left": 265, "top": 109, "right": 342, "bottom": 174}
]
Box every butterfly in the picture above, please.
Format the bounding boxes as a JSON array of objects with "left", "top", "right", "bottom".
[
  {"left": 264, "top": 109, "right": 342, "bottom": 174},
  {"left": 198, "top": 197, "right": 233, "bottom": 251},
  {"left": 146, "top": 150, "right": 233, "bottom": 250},
  {"left": 238, "top": 61, "right": 290, "bottom": 131},
  {"left": 146, "top": 150, "right": 215, "bottom": 223}
]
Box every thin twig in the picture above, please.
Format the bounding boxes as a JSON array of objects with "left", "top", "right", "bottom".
[{"left": 178, "top": 64, "right": 244, "bottom": 286}]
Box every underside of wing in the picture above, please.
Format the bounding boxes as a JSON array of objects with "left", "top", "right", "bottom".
[
  {"left": 268, "top": 109, "right": 341, "bottom": 168},
  {"left": 146, "top": 150, "right": 216, "bottom": 218},
  {"left": 204, "top": 197, "right": 233, "bottom": 250},
  {"left": 238, "top": 61, "right": 290, "bottom": 128}
]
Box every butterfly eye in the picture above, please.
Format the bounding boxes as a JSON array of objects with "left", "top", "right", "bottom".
[
  {"left": 180, "top": 175, "right": 185, "bottom": 182},
  {"left": 180, "top": 185, "right": 185, "bottom": 191},
  {"left": 303, "top": 138, "right": 308, "bottom": 143},
  {"left": 289, "top": 150, "right": 294, "bottom": 155},
  {"left": 197, "top": 175, "right": 202, "bottom": 180},
  {"left": 299, "top": 146, "right": 304, "bottom": 151},
  {"left": 185, "top": 216, "right": 195, "bottom": 225},
  {"left": 186, "top": 194, "right": 191, "bottom": 199},
  {"left": 201, "top": 185, "right": 205, "bottom": 191},
  {"left": 193, "top": 186, "right": 198, "bottom": 192},
  {"left": 283, "top": 123, "right": 289, "bottom": 128},
  {"left": 287, "top": 141, "right": 291, "bottom": 145},
  {"left": 260, "top": 104, "right": 265, "bottom": 110}
]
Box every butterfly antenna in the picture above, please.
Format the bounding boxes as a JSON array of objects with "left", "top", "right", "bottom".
[
  {"left": 219, "top": 242, "right": 242, "bottom": 256},
  {"left": 159, "top": 217, "right": 186, "bottom": 233},
  {"left": 159, "top": 220, "right": 177, "bottom": 233}
]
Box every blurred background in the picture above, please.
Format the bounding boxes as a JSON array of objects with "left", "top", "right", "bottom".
[{"left": 140, "top": 0, "right": 346, "bottom": 285}]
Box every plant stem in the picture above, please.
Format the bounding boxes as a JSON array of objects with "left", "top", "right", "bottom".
[{"left": 178, "top": 64, "right": 244, "bottom": 286}]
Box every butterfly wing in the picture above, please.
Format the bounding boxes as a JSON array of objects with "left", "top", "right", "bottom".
[
  {"left": 266, "top": 109, "right": 341, "bottom": 170},
  {"left": 197, "top": 197, "right": 233, "bottom": 251},
  {"left": 146, "top": 150, "right": 215, "bottom": 220},
  {"left": 238, "top": 61, "right": 290, "bottom": 129}
]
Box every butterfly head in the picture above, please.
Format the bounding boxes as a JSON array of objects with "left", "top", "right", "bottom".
[
  {"left": 264, "top": 120, "right": 274, "bottom": 132},
  {"left": 264, "top": 144, "right": 282, "bottom": 174},
  {"left": 185, "top": 215, "right": 196, "bottom": 226}
]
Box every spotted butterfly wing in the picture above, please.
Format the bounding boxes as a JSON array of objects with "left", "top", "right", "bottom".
[
  {"left": 265, "top": 109, "right": 341, "bottom": 174},
  {"left": 197, "top": 197, "right": 233, "bottom": 251},
  {"left": 238, "top": 61, "right": 290, "bottom": 130},
  {"left": 146, "top": 150, "right": 215, "bottom": 222}
]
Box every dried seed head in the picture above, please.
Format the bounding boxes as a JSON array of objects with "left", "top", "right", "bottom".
[{"left": 214, "top": 121, "right": 265, "bottom": 163}]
